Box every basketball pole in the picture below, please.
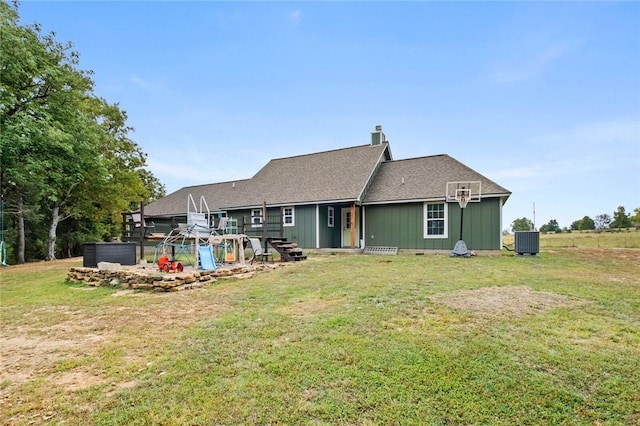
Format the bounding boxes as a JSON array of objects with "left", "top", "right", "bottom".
[
  {"left": 447, "top": 182, "right": 479, "bottom": 258},
  {"left": 459, "top": 205, "right": 464, "bottom": 241}
]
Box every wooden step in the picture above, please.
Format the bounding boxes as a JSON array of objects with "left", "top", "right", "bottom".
[
  {"left": 266, "top": 238, "right": 307, "bottom": 262},
  {"left": 274, "top": 243, "right": 298, "bottom": 249}
]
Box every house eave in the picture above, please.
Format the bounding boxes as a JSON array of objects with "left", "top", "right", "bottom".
[
  {"left": 363, "top": 197, "right": 444, "bottom": 206},
  {"left": 363, "top": 192, "right": 512, "bottom": 206},
  {"left": 223, "top": 198, "right": 361, "bottom": 210}
]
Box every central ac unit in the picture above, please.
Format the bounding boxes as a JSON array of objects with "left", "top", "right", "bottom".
[{"left": 514, "top": 231, "right": 540, "bottom": 255}]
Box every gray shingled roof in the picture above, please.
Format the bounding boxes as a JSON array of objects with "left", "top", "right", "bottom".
[
  {"left": 225, "top": 143, "right": 392, "bottom": 208},
  {"left": 362, "top": 154, "right": 511, "bottom": 204},
  {"left": 143, "top": 179, "right": 252, "bottom": 217},
  {"left": 144, "top": 143, "right": 392, "bottom": 216}
]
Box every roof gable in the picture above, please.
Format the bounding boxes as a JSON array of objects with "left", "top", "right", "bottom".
[
  {"left": 223, "top": 143, "right": 391, "bottom": 208},
  {"left": 363, "top": 154, "right": 511, "bottom": 204},
  {"left": 144, "top": 143, "right": 392, "bottom": 215}
]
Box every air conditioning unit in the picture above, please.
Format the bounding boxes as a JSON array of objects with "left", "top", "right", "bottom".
[{"left": 514, "top": 231, "right": 540, "bottom": 255}]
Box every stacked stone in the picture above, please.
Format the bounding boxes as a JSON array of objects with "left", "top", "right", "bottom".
[{"left": 66, "top": 263, "right": 270, "bottom": 292}]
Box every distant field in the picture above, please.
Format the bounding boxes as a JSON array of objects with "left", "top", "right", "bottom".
[
  {"left": 504, "top": 229, "right": 640, "bottom": 249},
  {"left": 1, "top": 248, "right": 639, "bottom": 425}
]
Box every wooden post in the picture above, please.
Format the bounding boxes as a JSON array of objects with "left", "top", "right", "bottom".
[
  {"left": 139, "top": 201, "right": 145, "bottom": 263},
  {"left": 121, "top": 213, "right": 127, "bottom": 241},
  {"left": 350, "top": 203, "right": 356, "bottom": 249},
  {"left": 262, "top": 201, "right": 267, "bottom": 241},
  {"left": 279, "top": 206, "right": 284, "bottom": 239},
  {"left": 170, "top": 216, "right": 176, "bottom": 258}
]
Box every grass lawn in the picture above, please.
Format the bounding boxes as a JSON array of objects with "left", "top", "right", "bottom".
[
  {"left": 1, "top": 247, "right": 638, "bottom": 425},
  {"left": 503, "top": 228, "right": 640, "bottom": 249}
]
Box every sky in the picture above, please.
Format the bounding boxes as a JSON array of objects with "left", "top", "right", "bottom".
[{"left": 16, "top": 1, "right": 640, "bottom": 230}]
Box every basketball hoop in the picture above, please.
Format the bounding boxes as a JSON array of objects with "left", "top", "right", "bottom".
[
  {"left": 455, "top": 189, "right": 470, "bottom": 209},
  {"left": 445, "top": 181, "right": 482, "bottom": 257}
]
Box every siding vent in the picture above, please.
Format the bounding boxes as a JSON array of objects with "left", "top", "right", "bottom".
[{"left": 363, "top": 246, "right": 398, "bottom": 255}]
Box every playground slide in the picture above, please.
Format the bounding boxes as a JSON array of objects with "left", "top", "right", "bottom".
[{"left": 198, "top": 245, "right": 218, "bottom": 270}]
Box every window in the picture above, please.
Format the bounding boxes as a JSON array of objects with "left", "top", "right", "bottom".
[
  {"left": 283, "top": 207, "right": 295, "bottom": 227},
  {"left": 251, "top": 209, "right": 262, "bottom": 227},
  {"left": 424, "top": 202, "right": 448, "bottom": 238},
  {"left": 328, "top": 207, "right": 334, "bottom": 227}
]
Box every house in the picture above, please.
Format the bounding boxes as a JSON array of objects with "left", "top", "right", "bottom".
[{"left": 138, "top": 126, "right": 511, "bottom": 253}]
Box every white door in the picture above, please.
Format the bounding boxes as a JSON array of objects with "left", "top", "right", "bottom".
[{"left": 341, "top": 207, "right": 359, "bottom": 248}]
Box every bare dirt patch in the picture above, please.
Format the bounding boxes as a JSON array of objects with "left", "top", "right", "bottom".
[
  {"left": 431, "top": 285, "right": 587, "bottom": 318},
  {"left": 0, "top": 286, "right": 233, "bottom": 425}
]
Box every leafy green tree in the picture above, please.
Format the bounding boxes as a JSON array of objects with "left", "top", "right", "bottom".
[
  {"left": 137, "top": 168, "right": 166, "bottom": 206},
  {"left": 610, "top": 206, "right": 632, "bottom": 230},
  {"left": 594, "top": 214, "right": 611, "bottom": 231},
  {"left": 1, "top": 2, "right": 163, "bottom": 262},
  {"left": 581, "top": 216, "right": 595, "bottom": 231},
  {"left": 571, "top": 216, "right": 595, "bottom": 231},
  {"left": 511, "top": 217, "right": 534, "bottom": 232},
  {"left": 632, "top": 208, "right": 640, "bottom": 227},
  {"left": 539, "top": 219, "right": 561, "bottom": 233},
  {"left": 1, "top": 2, "right": 54, "bottom": 262}
]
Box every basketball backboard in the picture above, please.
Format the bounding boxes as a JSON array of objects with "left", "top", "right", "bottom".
[{"left": 445, "top": 181, "right": 482, "bottom": 208}]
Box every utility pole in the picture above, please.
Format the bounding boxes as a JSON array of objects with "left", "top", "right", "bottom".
[{"left": 533, "top": 202, "right": 536, "bottom": 231}]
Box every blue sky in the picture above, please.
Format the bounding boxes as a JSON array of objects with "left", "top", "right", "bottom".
[{"left": 17, "top": 1, "right": 640, "bottom": 230}]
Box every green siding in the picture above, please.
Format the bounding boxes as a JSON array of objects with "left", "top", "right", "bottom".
[
  {"left": 317, "top": 205, "right": 342, "bottom": 248},
  {"left": 329, "top": 205, "right": 344, "bottom": 248},
  {"left": 283, "top": 205, "right": 316, "bottom": 249},
  {"left": 229, "top": 209, "right": 252, "bottom": 234},
  {"left": 364, "top": 198, "right": 503, "bottom": 250}
]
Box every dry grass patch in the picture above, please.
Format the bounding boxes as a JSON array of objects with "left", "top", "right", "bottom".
[
  {"left": 1, "top": 285, "right": 233, "bottom": 425},
  {"left": 2, "top": 290, "right": 231, "bottom": 387},
  {"left": 431, "top": 285, "right": 588, "bottom": 318}
]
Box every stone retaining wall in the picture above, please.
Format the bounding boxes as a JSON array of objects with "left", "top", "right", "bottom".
[{"left": 67, "top": 263, "right": 282, "bottom": 292}]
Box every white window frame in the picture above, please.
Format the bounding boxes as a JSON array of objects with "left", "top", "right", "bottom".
[
  {"left": 424, "top": 202, "right": 448, "bottom": 239},
  {"left": 251, "top": 208, "right": 263, "bottom": 228},
  {"left": 328, "top": 207, "right": 334, "bottom": 228},
  {"left": 283, "top": 206, "right": 295, "bottom": 227}
]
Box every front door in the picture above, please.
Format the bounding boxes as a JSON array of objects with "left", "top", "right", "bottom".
[{"left": 341, "top": 207, "right": 360, "bottom": 248}]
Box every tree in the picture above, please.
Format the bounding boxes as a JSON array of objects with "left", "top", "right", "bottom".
[
  {"left": 581, "top": 216, "right": 595, "bottom": 231},
  {"left": 571, "top": 216, "right": 595, "bottom": 231},
  {"left": 137, "top": 168, "right": 166, "bottom": 206},
  {"left": 632, "top": 208, "right": 640, "bottom": 227},
  {"left": 0, "top": 2, "right": 60, "bottom": 262},
  {"left": 511, "top": 217, "right": 534, "bottom": 232},
  {"left": 610, "top": 206, "right": 632, "bottom": 230},
  {"left": 1, "top": 2, "right": 162, "bottom": 262},
  {"left": 594, "top": 214, "right": 611, "bottom": 231},
  {"left": 539, "top": 219, "right": 561, "bottom": 233}
]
